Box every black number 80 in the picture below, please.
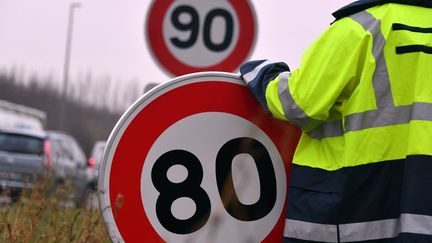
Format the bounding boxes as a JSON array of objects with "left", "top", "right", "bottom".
[{"left": 151, "top": 137, "right": 278, "bottom": 234}]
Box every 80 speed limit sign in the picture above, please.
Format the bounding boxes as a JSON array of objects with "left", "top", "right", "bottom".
[
  {"left": 145, "top": 0, "right": 257, "bottom": 76},
  {"left": 99, "top": 72, "right": 300, "bottom": 242}
]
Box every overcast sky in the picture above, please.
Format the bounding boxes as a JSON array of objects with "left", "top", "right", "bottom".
[{"left": 0, "top": 0, "right": 353, "bottom": 90}]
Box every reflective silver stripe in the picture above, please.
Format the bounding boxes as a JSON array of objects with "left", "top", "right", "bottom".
[
  {"left": 284, "top": 219, "right": 338, "bottom": 242},
  {"left": 350, "top": 11, "right": 394, "bottom": 109},
  {"left": 284, "top": 214, "right": 432, "bottom": 242},
  {"left": 242, "top": 60, "right": 277, "bottom": 84},
  {"left": 307, "top": 120, "right": 344, "bottom": 139},
  {"left": 277, "top": 71, "right": 321, "bottom": 131},
  {"left": 346, "top": 102, "right": 432, "bottom": 132},
  {"left": 339, "top": 218, "right": 400, "bottom": 242},
  {"left": 401, "top": 213, "right": 432, "bottom": 235},
  {"left": 309, "top": 100, "right": 432, "bottom": 139},
  {"left": 276, "top": 69, "right": 345, "bottom": 138}
]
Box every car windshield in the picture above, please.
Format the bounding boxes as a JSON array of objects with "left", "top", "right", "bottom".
[
  {"left": 0, "top": 132, "right": 44, "bottom": 155},
  {"left": 49, "top": 136, "right": 86, "bottom": 165}
]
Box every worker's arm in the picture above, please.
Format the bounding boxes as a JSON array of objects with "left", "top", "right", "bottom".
[{"left": 240, "top": 18, "right": 368, "bottom": 133}]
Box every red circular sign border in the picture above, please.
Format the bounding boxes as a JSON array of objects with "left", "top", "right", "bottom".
[
  {"left": 145, "top": 0, "right": 257, "bottom": 76},
  {"left": 103, "top": 75, "right": 300, "bottom": 242}
]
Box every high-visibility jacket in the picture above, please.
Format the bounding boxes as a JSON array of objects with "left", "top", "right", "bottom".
[{"left": 240, "top": 1, "right": 432, "bottom": 242}]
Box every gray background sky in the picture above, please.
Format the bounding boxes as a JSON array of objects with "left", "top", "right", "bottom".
[{"left": 0, "top": 0, "right": 352, "bottom": 90}]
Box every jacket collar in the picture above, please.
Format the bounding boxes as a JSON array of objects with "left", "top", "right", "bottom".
[{"left": 333, "top": 0, "right": 432, "bottom": 20}]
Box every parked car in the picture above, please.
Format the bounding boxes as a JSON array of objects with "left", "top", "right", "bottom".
[
  {"left": 0, "top": 128, "right": 49, "bottom": 200},
  {"left": 87, "top": 140, "right": 106, "bottom": 190},
  {"left": 0, "top": 127, "right": 91, "bottom": 205},
  {"left": 45, "top": 131, "right": 90, "bottom": 205}
]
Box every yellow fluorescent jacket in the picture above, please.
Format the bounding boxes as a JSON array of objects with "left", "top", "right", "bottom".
[{"left": 246, "top": 4, "right": 432, "bottom": 171}]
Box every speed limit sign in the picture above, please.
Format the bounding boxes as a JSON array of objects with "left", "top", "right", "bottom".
[
  {"left": 99, "top": 72, "right": 300, "bottom": 242},
  {"left": 145, "top": 0, "right": 257, "bottom": 76}
]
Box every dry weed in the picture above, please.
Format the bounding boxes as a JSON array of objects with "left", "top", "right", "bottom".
[{"left": 0, "top": 177, "right": 110, "bottom": 243}]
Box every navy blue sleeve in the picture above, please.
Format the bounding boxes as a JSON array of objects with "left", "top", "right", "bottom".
[{"left": 240, "top": 60, "right": 290, "bottom": 110}]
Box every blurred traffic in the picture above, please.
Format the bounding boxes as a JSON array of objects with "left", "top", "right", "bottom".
[
  {"left": 87, "top": 140, "right": 106, "bottom": 191},
  {"left": 0, "top": 98, "right": 107, "bottom": 207}
]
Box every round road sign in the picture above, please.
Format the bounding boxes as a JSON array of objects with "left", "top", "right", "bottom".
[
  {"left": 99, "top": 72, "right": 300, "bottom": 242},
  {"left": 145, "top": 0, "right": 257, "bottom": 77}
]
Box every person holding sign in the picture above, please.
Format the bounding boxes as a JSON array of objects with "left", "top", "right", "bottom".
[{"left": 240, "top": 0, "right": 432, "bottom": 242}]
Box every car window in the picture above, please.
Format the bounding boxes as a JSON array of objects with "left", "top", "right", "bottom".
[
  {"left": 50, "top": 137, "right": 86, "bottom": 166},
  {"left": 69, "top": 140, "right": 86, "bottom": 166},
  {"left": 0, "top": 132, "right": 43, "bottom": 155},
  {"left": 50, "top": 138, "right": 73, "bottom": 160}
]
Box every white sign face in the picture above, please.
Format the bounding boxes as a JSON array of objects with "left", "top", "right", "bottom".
[
  {"left": 163, "top": 1, "right": 239, "bottom": 68},
  {"left": 146, "top": 0, "right": 257, "bottom": 76},
  {"left": 141, "top": 112, "right": 286, "bottom": 242}
]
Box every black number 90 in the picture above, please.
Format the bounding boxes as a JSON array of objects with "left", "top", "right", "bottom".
[
  {"left": 151, "top": 137, "right": 278, "bottom": 234},
  {"left": 170, "top": 5, "right": 234, "bottom": 52}
]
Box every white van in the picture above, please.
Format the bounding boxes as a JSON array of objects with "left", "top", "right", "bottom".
[{"left": 0, "top": 100, "right": 46, "bottom": 132}]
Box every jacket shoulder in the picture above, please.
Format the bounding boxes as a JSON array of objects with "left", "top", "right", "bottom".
[{"left": 332, "top": 0, "right": 432, "bottom": 21}]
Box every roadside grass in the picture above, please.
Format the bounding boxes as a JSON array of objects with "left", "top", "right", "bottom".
[{"left": 0, "top": 179, "right": 110, "bottom": 243}]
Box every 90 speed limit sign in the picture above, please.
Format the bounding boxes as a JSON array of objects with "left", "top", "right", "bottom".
[
  {"left": 145, "top": 0, "right": 257, "bottom": 76},
  {"left": 99, "top": 72, "right": 300, "bottom": 242}
]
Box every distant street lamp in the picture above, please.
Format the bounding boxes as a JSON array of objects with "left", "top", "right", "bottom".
[{"left": 59, "top": 2, "right": 81, "bottom": 129}]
